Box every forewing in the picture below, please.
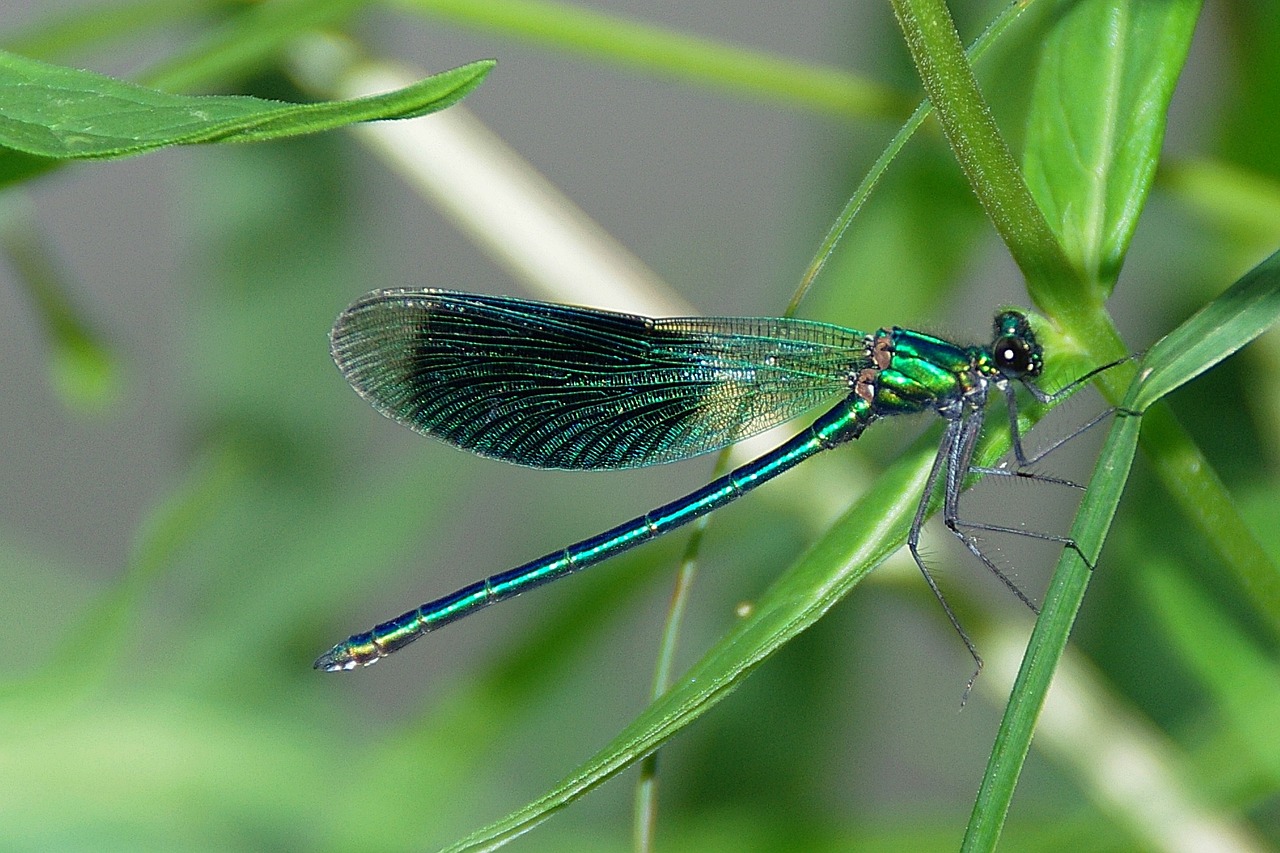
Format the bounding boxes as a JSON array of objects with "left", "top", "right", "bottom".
[{"left": 331, "top": 289, "right": 866, "bottom": 469}]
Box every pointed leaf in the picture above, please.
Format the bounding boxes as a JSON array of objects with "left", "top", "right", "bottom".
[
  {"left": 1023, "top": 0, "right": 1202, "bottom": 287},
  {"left": 1131, "top": 248, "right": 1280, "bottom": 412},
  {"left": 0, "top": 49, "right": 493, "bottom": 161}
]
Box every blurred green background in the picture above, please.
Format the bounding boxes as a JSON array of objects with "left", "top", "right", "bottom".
[{"left": 1, "top": 0, "right": 1278, "bottom": 850}]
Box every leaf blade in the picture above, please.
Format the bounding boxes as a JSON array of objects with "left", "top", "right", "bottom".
[
  {"left": 1023, "top": 0, "right": 1202, "bottom": 287},
  {"left": 0, "top": 49, "right": 493, "bottom": 160},
  {"left": 1131, "top": 248, "right": 1280, "bottom": 412}
]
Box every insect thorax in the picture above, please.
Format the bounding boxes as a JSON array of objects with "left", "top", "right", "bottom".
[{"left": 855, "top": 327, "right": 986, "bottom": 418}]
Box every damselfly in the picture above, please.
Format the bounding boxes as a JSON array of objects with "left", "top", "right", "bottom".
[{"left": 315, "top": 289, "right": 1113, "bottom": 682}]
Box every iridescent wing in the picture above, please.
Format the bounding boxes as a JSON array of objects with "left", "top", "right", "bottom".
[{"left": 331, "top": 289, "right": 867, "bottom": 470}]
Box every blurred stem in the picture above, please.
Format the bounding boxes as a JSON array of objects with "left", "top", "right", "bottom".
[
  {"left": 292, "top": 43, "right": 685, "bottom": 314},
  {"left": 0, "top": 441, "right": 245, "bottom": 706},
  {"left": 389, "top": 0, "right": 908, "bottom": 119},
  {"left": 632, "top": 513, "right": 711, "bottom": 853},
  {"left": 632, "top": 449, "right": 732, "bottom": 853},
  {"left": 0, "top": 196, "right": 118, "bottom": 409},
  {"left": 2, "top": 0, "right": 215, "bottom": 61}
]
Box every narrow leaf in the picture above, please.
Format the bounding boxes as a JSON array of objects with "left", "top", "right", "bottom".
[
  {"left": 1140, "top": 560, "right": 1280, "bottom": 781},
  {"left": 964, "top": 406, "right": 1142, "bottom": 851},
  {"left": 443, "top": 437, "right": 939, "bottom": 851},
  {"left": 1132, "top": 248, "right": 1280, "bottom": 412}
]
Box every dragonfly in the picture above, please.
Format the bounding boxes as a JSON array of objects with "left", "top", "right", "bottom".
[{"left": 315, "top": 288, "right": 1113, "bottom": 679}]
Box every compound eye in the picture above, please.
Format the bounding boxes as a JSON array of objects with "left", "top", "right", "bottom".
[{"left": 993, "top": 336, "right": 1032, "bottom": 374}]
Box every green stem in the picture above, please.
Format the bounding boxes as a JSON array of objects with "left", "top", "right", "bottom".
[
  {"left": 632, "top": 503, "right": 713, "bottom": 853},
  {"left": 964, "top": 403, "right": 1143, "bottom": 851},
  {"left": 887, "top": 0, "right": 1089, "bottom": 322}
]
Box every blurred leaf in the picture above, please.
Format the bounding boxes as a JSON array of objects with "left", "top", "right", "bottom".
[
  {"left": 139, "top": 0, "right": 370, "bottom": 93},
  {"left": 46, "top": 326, "right": 116, "bottom": 409},
  {"left": 3, "top": 0, "right": 215, "bottom": 62},
  {"left": 0, "top": 49, "right": 493, "bottom": 160},
  {"left": 0, "top": 695, "right": 349, "bottom": 849},
  {"left": 1140, "top": 559, "right": 1280, "bottom": 785},
  {"left": 0, "top": 197, "right": 119, "bottom": 410},
  {"left": 1161, "top": 158, "right": 1280, "bottom": 251},
  {"left": 1023, "top": 0, "right": 1201, "bottom": 289},
  {"left": 1218, "top": 1, "right": 1280, "bottom": 176},
  {"left": 1117, "top": 246, "right": 1280, "bottom": 648},
  {"left": 0, "top": 441, "right": 246, "bottom": 705}
]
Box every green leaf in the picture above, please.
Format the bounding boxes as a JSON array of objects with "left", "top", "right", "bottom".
[
  {"left": 1131, "top": 248, "right": 1280, "bottom": 412},
  {"left": 1023, "top": 0, "right": 1202, "bottom": 288},
  {"left": 442, "top": 434, "right": 941, "bottom": 851},
  {"left": 0, "top": 49, "right": 493, "bottom": 160},
  {"left": 1139, "top": 559, "right": 1280, "bottom": 782}
]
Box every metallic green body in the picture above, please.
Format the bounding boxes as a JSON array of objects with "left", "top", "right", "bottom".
[{"left": 316, "top": 292, "right": 1050, "bottom": 671}]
